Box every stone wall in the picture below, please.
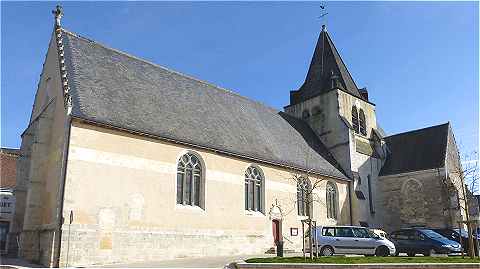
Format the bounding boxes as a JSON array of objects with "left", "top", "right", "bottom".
[
  {"left": 17, "top": 31, "right": 69, "bottom": 266},
  {"left": 56, "top": 120, "right": 351, "bottom": 267},
  {"left": 378, "top": 168, "right": 451, "bottom": 232}
]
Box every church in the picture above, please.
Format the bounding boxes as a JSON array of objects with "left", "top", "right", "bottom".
[{"left": 13, "top": 7, "right": 467, "bottom": 267}]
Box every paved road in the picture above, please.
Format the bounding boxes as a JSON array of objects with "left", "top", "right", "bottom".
[{"left": 100, "top": 254, "right": 278, "bottom": 268}]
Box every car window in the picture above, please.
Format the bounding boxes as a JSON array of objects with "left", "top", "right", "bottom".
[
  {"left": 353, "top": 228, "right": 370, "bottom": 238},
  {"left": 420, "top": 229, "right": 449, "bottom": 240},
  {"left": 336, "top": 227, "right": 355, "bottom": 237},
  {"left": 322, "top": 227, "right": 335, "bottom": 237},
  {"left": 395, "top": 230, "right": 413, "bottom": 240}
]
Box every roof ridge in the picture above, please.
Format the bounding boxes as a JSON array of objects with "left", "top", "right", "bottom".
[
  {"left": 61, "top": 28, "right": 279, "bottom": 113},
  {"left": 385, "top": 122, "right": 450, "bottom": 138}
]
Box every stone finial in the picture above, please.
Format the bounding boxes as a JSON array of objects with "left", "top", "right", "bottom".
[
  {"left": 322, "top": 24, "right": 327, "bottom": 32},
  {"left": 52, "top": 5, "right": 63, "bottom": 27}
]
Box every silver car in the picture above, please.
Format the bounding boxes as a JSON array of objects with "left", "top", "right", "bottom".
[{"left": 312, "top": 225, "right": 396, "bottom": 256}]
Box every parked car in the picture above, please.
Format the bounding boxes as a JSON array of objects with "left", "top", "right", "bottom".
[
  {"left": 389, "top": 228, "right": 462, "bottom": 256},
  {"left": 310, "top": 226, "right": 396, "bottom": 257},
  {"left": 432, "top": 228, "right": 479, "bottom": 254}
]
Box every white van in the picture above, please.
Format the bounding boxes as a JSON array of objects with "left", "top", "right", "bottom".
[{"left": 311, "top": 226, "right": 396, "bottom": 256}]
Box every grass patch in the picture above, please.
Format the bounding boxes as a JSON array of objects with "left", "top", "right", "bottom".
[{"left": 245, "top": 256, "right": 480, "bottom": 264}]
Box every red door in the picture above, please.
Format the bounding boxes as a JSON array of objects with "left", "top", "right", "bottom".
[{"left": 272, "top": 220, "right": 281, "bottom": 243}]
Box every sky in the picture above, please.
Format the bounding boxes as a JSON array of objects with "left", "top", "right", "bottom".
[{"left": 1, "top": 2, "right": 478, "bottom": 159}]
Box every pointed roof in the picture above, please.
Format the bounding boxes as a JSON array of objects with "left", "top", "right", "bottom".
[
  {"left": 379, "top": 123, "right": 450, "bottom": 176},
  {"left": 290, "top": 26, "right": 363, "bottom": 105},
  {"left": 59, "top": 29, "right": 348, "bottom": 180}
]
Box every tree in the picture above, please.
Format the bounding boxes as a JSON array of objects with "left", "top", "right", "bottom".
[{"left": 447, "top": 149, "right": 479, "bottom": 258}]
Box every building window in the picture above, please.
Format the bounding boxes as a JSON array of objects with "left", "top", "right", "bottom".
[
  {"left": 177, "top": 152, "right": 203, "bottom": 207},
  {"left": 367, "top": 175, "right": 374, "bottom": 214},
  {"left": 297, "top": 177, "right": 311, "bottom": 216},
  {"left": 326, "top": 181, "right": 338, "bottom": 220},
  {"left": 351, "top": 106, "right": 359, "bottom": 134},
  {"left": 302, "top": 109, "right": 310, "bottom": 120},
  {"left": 245, "top": 166, "right": 264, "bottom": 212},
  {"left": 359, "top": 109, "right": 367, "bottom": 136}
]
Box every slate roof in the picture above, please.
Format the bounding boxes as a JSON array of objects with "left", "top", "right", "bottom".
[
  {"left": 61, "top": 29, "right": 347, "bottom": 180},
  {"left": 289, "top": 27, "right": 364, "bottom": 106},
  {"left": 379, "top": 123, "right": 450, "bottom": 176}
]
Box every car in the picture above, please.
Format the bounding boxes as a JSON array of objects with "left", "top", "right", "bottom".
[
  {"left": 389, "top": 228, "right": 462, "bottom": 256},
  {"left": 310, "top": 225, "right": 396, "bottom": 257},
  {"left": 432, "top": 228, "right": 479, "bottom": 254}
]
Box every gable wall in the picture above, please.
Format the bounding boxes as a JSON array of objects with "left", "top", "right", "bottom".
[
  {"left": 445, "top": 126, "right": 468, "bottom": 224},
  {"left": 56, "top": 120, "right": 351, "bottom": 266},
  {"left": 17, "top": 31, "right": 68, "bottom": 266},
  {"left": 378, "top": 168, "right": 454, "bottom": 232}
]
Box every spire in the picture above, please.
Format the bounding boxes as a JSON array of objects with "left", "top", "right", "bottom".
[{"left": 290, "top": 26, "right": 363, "bottom": 105}]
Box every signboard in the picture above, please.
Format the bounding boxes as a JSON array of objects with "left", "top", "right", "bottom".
[{"left": 0, "top": 192, "right": 15, "bottom": 220}]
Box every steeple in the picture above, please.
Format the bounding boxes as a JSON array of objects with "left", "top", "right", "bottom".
[{"left": 290, "top": 25, "right": 363, "bottom": 105}]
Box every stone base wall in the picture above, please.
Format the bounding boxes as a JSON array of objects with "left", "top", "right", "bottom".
[
  {"left": 58, "top": 227, "right": 272, "bottom": 267},
  {"left": 19, "top": 229, "right": 56, "bottom": 267}
]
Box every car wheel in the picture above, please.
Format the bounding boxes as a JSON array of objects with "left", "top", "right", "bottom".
[
  {"left": 375, "top": 246, "right": 389, "bottom": 257},
  {"left": 320, "top": 246, "right": 334, "bottom": 256},
  {"left": 423, "top": 249, "right": 434, "bottom": 256},
  {"left": 394, "top": 251, "right": 400, "bottom": 257},
  {"left": 407, "top": 251, "right": 416, "bottom": 257}
]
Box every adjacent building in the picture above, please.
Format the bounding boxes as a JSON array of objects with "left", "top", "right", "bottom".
[
  {"left": 0, "top": 147, "right": 20, "bottom": 255},
  {"left": 15, "top": 7, "right": 468, "bottom": 267}
]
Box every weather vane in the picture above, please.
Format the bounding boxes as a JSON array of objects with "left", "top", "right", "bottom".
[{"left": 318, "top": 2, "right": 328, "bottom": 19}]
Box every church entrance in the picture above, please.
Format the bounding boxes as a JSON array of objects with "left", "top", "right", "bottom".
[{"left": 272, "top": 219, "right": 282, "bottom": 244}]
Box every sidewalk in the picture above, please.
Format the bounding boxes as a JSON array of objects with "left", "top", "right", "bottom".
[{"left": 0, "top": 257, "right": 43, "bottom": 269}]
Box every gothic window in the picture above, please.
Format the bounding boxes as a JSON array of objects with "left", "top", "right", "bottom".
[
  {"left": 351, "top": 106, "right": 359, "bottom": 134},
  {"left": 177, "top": 152, "right": 203, "bottom": 207},
  {"left": 359, "top": 109, "right": 367, "bottom": 136},
  {"left": 326, "top": 181, "right": 338, "bottom": 220},
  {"left": 297, "top": 177, "right": 311, "bottom": 216},
  {"left": 245, "top": 166, "right": 264, "bottom": 212},
  {"left": 302, "top": 110, "right": 310, "bottom": 120}
]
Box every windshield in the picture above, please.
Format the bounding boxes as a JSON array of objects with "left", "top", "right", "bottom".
[{"left": 420, "top": 229, "right": 450, "bottom": 240}]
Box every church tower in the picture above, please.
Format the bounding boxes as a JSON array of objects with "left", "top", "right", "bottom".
[{"left": 285, "top": 26, "right": 387, "bottom": 227}]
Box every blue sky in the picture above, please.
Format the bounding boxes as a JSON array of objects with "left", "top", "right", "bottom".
[{"left": 1, "top": 2, "right": 478, "bottom": 158}]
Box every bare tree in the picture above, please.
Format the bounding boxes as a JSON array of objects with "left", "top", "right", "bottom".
[{"left": 447, "top": 149, "right": 479, "bottom": 258}]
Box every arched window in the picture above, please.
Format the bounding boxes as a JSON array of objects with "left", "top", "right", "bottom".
[
  {"left": 326, "top": 181, "right": 338, "bottom": 220},
  {"left": 351, "top": 106, "right": 359, "bottom": 134},
  {"left": 177, "top": 152, "right": 203, "bottom": 207},
  {"left": 245, "top": 166, "right": 264, "bottom": 212},
  {"left": 359, "top": 109, "right": 367, "bottom": 136},
  {"left": 302, "top": 110, "right": 310, "bottom": 120},
  {"left": 297, "top": 178, "right": 311, "bottom": 216}
]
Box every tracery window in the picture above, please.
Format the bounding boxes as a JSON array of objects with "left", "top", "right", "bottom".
[
  {"left": 351, "top": 106, "right": 359, "bottom": 134},
  {"left": 177, "top": 153, "right": 203, "bottom": 207},
  {"left": 245, "top": 166, "right": 264, "bottom": 212},
  {"left": 326, "top": 181, "right": 338, "bottom": 220},
  {"left": 359, "top": 109, "right": 367, "bottom": 136},
  {"left": 297, "top": 178, "right": 312, "bottom": 216}
]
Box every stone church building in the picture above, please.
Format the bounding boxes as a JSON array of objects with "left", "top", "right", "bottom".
[{"left": 14, "top": 7, "right": 467, "bottom": 267}]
